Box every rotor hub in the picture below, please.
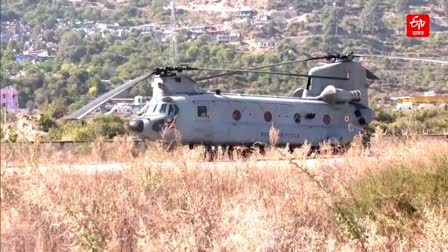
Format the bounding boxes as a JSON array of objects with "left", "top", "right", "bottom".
[
  {"left": 325, "top": 52, "right": 355, "bottom": 62},
  {"left": 153, "top": 65, "right": 198, "bottom": 76}
]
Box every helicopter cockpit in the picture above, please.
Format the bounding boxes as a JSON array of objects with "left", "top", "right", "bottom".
[
  {"left": 142, "top": 103, "right": 179, "bottom": 117},
  {"left": 129, "top": 101, "right": 180, "bottom": 139}
]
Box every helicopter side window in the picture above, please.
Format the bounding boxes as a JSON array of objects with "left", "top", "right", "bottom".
[
  {"left": 323, "top": 114, "right": 331, "bottom": 125},
  {"left": 197, "top": 106, "right": 207, "bottom": 117},
  {"left": 233, "top": 110, "right": 241, "bottom": 121},
  {"left": 264, "top": 111, "right": 272, "bottom": 122},
  {"left": 305, "top": 113, "right": 315, "bottom": 120},
  {"left": 174, "top": 105, "right": 179, "bottom": 115},
  {"left": 160, "top": 104, "right": 167, "bottom": 113},
  {"left": 152, "top": 105, "right": 158, "bottom": 113},
  {"left": 294, "top": 113, "right": 301, "bottom": 123}
]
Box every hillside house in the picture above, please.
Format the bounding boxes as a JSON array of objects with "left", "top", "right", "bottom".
[
  {"left": 255, "top": 38, "right": 278, "bottom": 49},
  {"left": 216, "top": 32, "right": 240, "bottom": 42},
  {"left": 0, "top": 86, "right": 19, "bottom": 111},
  {"left": 238, "top": 8, "right": 257, "bottom": 18}
]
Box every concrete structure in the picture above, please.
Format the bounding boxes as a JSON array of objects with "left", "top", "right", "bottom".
[
  {"left": 255, "top": 38, "right": 278, "bottom": 48},
  {"left": 0, "top": 86, "right": 19, "bottom": 111},
  {"left": 391, "top": 92, "right": 448, "bottom": 110}
]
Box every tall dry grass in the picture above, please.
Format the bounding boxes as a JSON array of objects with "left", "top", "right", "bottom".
[{"left": 1, "top": 136, "right": 447, "bottom": 251}]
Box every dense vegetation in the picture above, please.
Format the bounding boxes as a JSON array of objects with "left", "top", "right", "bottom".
[
  {"left": 1, "top": 0, "right": 448, "bottom": 112},
  {"left": 371, "top": 106, "right": 448, "bottom": 134}
]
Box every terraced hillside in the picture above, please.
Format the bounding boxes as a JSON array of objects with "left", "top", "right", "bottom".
[{"left": 1, "top": 0, "right": 447, "bottom": 112}]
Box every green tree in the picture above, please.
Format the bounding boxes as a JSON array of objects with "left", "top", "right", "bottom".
[
  {"left": 394, "top": 0, "right": 408, "bottom": 14},
  {"left": 321, "top": 5, "right": 338, "bottom": 36},
  {"left": 321, "top": 5, "right": 339, "bottom": 51},
  {"left": 1, "top": 49, "right": 15, "bottom": 71},
  {"left": 57, "top": 31, "right": 87, "bottom": 62},
  {"left": 360, "top": 0, "right": 384, "bottom": 35},
  {"left": 442, "top": 0, "right": 448, "bottom": 17}
]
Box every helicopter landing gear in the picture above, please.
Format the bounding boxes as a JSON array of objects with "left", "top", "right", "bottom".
[
  {"left": 259, "top": 145, "right": 266, "bottom": 156},
  {"left": 286, "top": 144, "right": 294, "bottom": 154},
  {"left": 307, "top": 146, "right": 320, "bottom": 158},
  {"left": 236, "top": 146, "right": 254, "bottom": 159},
  {"left": 253, "top": 142, "right": 266, "bottom": 156},
  {"left": 227, "top": 146, "right": 235, "bottom": 160},
  {"left": 332, "top": 144, "right": 350, "bottom": 155},
  {"left": 203, "top": 145, "right": 220, "bottom": 162}
]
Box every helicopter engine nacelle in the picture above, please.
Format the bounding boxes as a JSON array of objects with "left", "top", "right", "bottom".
[
  {"left": 317, "top": 85, "right": 362, "bottom": 104},
  {"left": 304, "top": 60, "right": 370, "bottom": 106}
]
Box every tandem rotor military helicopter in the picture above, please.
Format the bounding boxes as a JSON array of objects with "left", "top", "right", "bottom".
[{"left": 67, "top": 52, "right": 448, "bottom": 156}]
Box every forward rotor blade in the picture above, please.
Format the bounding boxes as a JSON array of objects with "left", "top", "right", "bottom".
[
  {"left": 366, "top": 68, "right": 380, "bottom": 80},
  {"left": 66, "top": 72, "right": 153, "bottom": 120},
  {"left": 196, "top": 56, "right": 324, "bottom": 81},
  {"left": 197, "top": 68, "right": 349, "bottom": 80},
  {"left": 357, "top": 54, "right": 448, "bottom": 64}
]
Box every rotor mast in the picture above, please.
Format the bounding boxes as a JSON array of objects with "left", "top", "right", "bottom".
[{"left": 170, "top": 0, "right": 178, "bottom": 65}]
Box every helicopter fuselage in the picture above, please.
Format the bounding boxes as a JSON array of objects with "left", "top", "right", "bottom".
[
  {"left": 67, "top": 53, "right": 447, "bottom": 149},
  {"left": 129, "top": 92, "right": 374, "bottom": 147}
]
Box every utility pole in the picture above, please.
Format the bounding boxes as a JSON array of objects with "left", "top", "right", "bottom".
[
  {"left": 3, "top": 107, "right": 6, "bottom": 125},
  {"left": 170, "top": 0, "right": 178, "bottom": 66}
]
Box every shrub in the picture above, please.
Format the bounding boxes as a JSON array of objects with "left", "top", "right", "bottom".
[
  {"left": 46, "top": 115, "right": 129, "bottom": 141},
  {"left": 372, "top": 107, "right": 448, "bottom": 134},
  {"left": 338, "top": 148, "right": 448, "bottom": 239},
  {"left": 91, "top": 115, "right": 128, "bottom": 139}
]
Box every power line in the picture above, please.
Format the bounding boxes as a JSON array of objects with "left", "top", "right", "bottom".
[{"left": 170, "top": 0, "right": 178, "bottom": 66}]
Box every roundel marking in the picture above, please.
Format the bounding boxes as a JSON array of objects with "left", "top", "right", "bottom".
[
  {"left": 264, "top": 111, "right": 272, "bottom": 122},
  {"left": 233, "top": 109, "right": 241, "bottom": 121},
  {"left": 344, "top": 115, "right": 350, "bottom": 123}
]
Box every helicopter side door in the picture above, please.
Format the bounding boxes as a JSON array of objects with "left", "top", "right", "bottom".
[{"left": 191, "top": 101, "right": 214, "bottom": 144}]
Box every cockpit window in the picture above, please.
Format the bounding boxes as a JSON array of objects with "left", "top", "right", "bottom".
[
  {"left": 160, "top": 104, "right": 167, "bottom": 113},
  {"left": 144, "top": 102, "right": 178, "bottom": 116},
  {"left": 168, "top": 104, "right": 174, "bottom": 116}
]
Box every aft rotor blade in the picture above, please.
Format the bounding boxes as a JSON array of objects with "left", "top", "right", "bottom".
[
  {"left": 196, "top": 56, "right": 324, "bottom": 81},
  {"left": 197, "top": 68, "right": 349, "bottom": 80},
  {"left": 66, "top": 72, "right": 153, "bottom": 120},
  {"left": 357, "top": 54, "right": 448, "bottom": 64}
]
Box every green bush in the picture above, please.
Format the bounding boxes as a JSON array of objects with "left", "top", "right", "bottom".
[
  {"left": 91, "top": 115, "right": 128, "bottom": 139},
  {"left": 372, "top": 107, "right": 448, "bottom": 134},
  {"left": 46, "top": 115, "right": 129, "bottom": 141},
  {"left": 58, "top": 121, "right": 93, "bottom": 141},
  {"left": 338, "top": 154, "right": 448, "bottom": 237}
]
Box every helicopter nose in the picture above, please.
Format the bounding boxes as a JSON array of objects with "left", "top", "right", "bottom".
[{"left": 128, "top": 119, "right": 144, "bottom": 133}]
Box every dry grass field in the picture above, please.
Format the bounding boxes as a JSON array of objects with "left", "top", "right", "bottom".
[{"left": 1, "top": 136, "right": 447, "bottom": 251}]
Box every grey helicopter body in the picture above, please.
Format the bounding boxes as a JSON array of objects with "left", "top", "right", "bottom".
[
  {"left": 131, "top": 59, "right": 374, "bottom": 147},
  {"left": 67, "top": 53, "right": 447, "bottom": 152}
]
